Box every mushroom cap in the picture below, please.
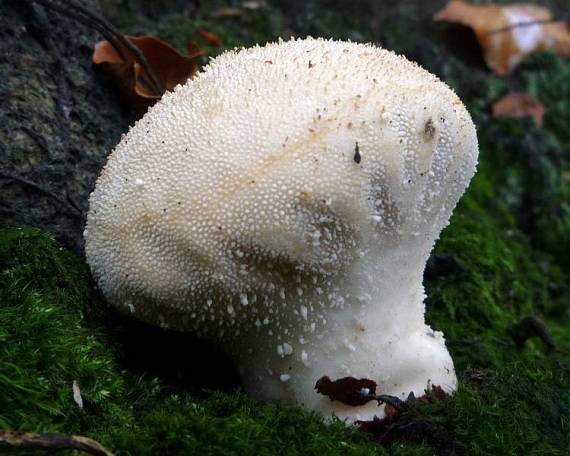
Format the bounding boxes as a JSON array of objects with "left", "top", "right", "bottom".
[{"left": 85, "top": 37, "right": 478, "bottom": 420}]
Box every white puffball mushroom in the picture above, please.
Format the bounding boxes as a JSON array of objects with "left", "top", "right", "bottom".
[{"left": 85, "top": 38, "right": 478, "bottom": 423}]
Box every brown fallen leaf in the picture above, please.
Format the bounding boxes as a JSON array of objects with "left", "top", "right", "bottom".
[
  {"left": 434, "top": 1, "right": 570, "bottom": 75},
  {"left": 187, "top": 40, "right": 204, "bottom": 59},
  {"left": 210, "top": 7, "right": 243, "bottom": 18},
  {"left": 315, "top": 376, "right": 377, "bottom": 406},
  {"left": 242, "top": 1, "right": 267, "bottom": 10},
  {"left": 93, "top": 35, "right": 203, "bottom": 115},
  {"left": 354, "top": 411, "right": 395, "bottom": 440},
  {"left": 198, "top": 29, "right": 222, "bottom": 46},
  {"left": 426, "top": 384, "right": 449, "bottom": 402},
  {"left": 383, "top": 403, "right": 400, "bottom": 420},
  {"left": 241, "top": 1, "right": 267, "bottom": 10},
  {"left": 492, "top": 92, "right": 545, "bottom": 126},
  {"left": 355, "top": 385, "right": 452, "bottom": 448}
]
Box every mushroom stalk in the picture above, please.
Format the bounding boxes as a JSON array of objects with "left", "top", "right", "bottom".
[{"left": 236, "top": 245, "right": 455, "bottom": 422}]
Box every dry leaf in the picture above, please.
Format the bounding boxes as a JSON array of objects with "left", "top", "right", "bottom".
[
  {"left": 314, "top": 375, "right": 377, "bottom": 406},
  {"left": 242, "top": 1, "right": 267, "bottom": 9},
  {"left": 355, "top": 385, "right": 450, "bottom": 446},
  {"left": 186, "top": 40, "right": 204, "bottom": 59},
  {"left": 427, "top": 384, "right": 449, "bottom": 402},
  {"left": 198, "top": 29, "right": 222, "bottom": 46},
  {"left": 434, "top": 1, "right": 570, "bottom": 75},
  {"left": 383, "top": 403, "right": 400, "bottom": 420},
  {"left": 72, "top": 380, "right": 83, "bottom": 410},
  {"left": 93, "top": 35, "right": 203, "bottom": 115},
  {"left": 210, "top": 7, "right": 243, "bottom": 18},
  {"left": 492, "top": 92, "right": 545, "bottom": 126}
]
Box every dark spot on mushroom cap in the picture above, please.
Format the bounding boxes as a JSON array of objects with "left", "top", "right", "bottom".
[
  {"left": 423, "top": 118, "right": 436, "bottom": 141},
  {"left": 353, "top": 142, "right": 362, "bottom": 164}
]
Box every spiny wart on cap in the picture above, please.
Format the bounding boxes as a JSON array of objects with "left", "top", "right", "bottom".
[{"left": 85, "top": 37, "right": 478, "bottom": 423}]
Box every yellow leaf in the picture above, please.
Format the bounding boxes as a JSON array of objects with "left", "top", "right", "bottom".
[{"left": 434, "top": 1, "right": 570, "bottom": 75}]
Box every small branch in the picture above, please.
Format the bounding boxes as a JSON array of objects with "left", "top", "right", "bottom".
[
  {"left": 65, "top": 0, "right": 165, "bottom": 95},
  {"left": 376, "top": 394, "right": 410, "bottom": 412},
  {"left": 28, "top": 0, "right": 165, "bottom": 96},
  {"left": 0, "top": 172, "right": 84, "bottom": 219},
  {"left": 31, "top": 0, "right": 131, "bottom": 68},
  {"left": 488, "top": 17, "right": 567, "bottom": 35},
  {"left": 0, "top": 430, "right": 114, "bottom": 456}
]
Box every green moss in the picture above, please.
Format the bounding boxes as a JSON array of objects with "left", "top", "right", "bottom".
[
  {"left": 0, "top": 228, "right": 123, "bottom": 432},
  {"left": 416, "top": 48, "right": 570, "bottom": 454},
  {"left": 107, "top": 393, "right": 390, "bottom": 455},
  {"left": 407, "top": 359, "right": 570, "bottom": 456},
  {"left": 421, "top": 180, "right": 570, "bottom": 453},
  {"left": 1, "top": 227, "right": 422, "bottom": 455}
]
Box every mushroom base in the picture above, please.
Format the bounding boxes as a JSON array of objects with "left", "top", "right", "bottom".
[{"left": 235, "top": 292, "right": 457, "bottom": 424}]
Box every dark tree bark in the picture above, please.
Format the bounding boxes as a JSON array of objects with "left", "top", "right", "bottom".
[{"left": 0, "top": 0, "right": 130, "bottom": 253}]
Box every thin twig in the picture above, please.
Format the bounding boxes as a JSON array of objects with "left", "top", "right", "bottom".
[
  {"left": 0, "top": 430, "right": 114, "bottom": 456},
  {"left": 28, "top": 0, "right": 165, "bottom": 96},
  {"left": 31, "top": 0, "right": 131, "bottom": 68},
  {"left": 376, "top": 394, "right": 410, "bottom": 412},
  {"left": 64, "top": 0, "right": 165, "bottom": 94},
  {"left": 488, "top": 18, "right": 567, "bottom": 35},
  {"left": 0, "top": 172, "right": 84, "bottom": 219}
]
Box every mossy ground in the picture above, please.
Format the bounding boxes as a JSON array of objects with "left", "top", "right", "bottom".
[{"left": 2, "top": 1, "right": 569, "bottom": 454}]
